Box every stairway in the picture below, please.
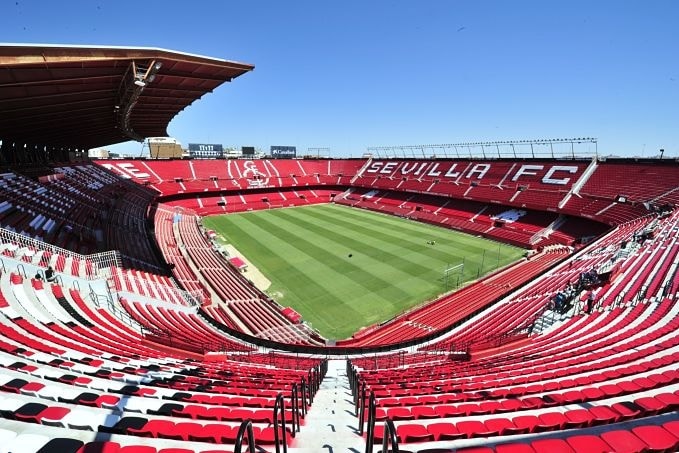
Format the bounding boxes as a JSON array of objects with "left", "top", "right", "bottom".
[{"left": 293, "top": 359, "right": 365, "bottom": 452}]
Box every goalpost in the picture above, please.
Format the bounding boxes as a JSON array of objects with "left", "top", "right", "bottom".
[{"left": 443, "top": 260, "right": 465, "bottom": 291}]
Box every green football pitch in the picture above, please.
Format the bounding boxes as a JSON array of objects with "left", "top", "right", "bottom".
[{"left": 203, "top": 204, "right": 525, "bottom": 340}]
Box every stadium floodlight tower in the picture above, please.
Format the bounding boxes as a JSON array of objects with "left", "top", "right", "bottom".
[{"left": 115, "top": 60, "right": 163, "bottom": 142}]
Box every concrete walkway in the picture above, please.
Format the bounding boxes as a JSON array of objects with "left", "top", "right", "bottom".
[{"left": 293, "top": 359, "right": 365, "bottom": 453}]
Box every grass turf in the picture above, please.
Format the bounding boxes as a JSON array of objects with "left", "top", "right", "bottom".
[{"left": 202, "top": 204, "right": 525, "bottom": 339}]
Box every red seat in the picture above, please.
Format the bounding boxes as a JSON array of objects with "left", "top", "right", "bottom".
[
  {"left": 559, "top": 390, "right": 584, "bottom": 404},
  {"left": 634, "top": 396, "right": 667, "bottom": 416},
  {"left": 563, "top": 408, "right": 594, "bottom": 428},
  {"left": 411, "top": 405, "right": 437, "bottom": 419},
  {"left": 663, "top": 420, "right": 679, "bottom": 438},
  {"left": 128, "top": 420, "right": 177, "bottom": 439},
  {"left": 631, "top": 425, "right": 679, "bottom": 452},
  {"left": 601, "top": 429, "right": 649, "bottom": 453},
  {"left": 396, "top": 424, "right": 434, "bottom": 443},
  {"left": 427, "top": 422, "right": 466, "bottom": 440},
  {"left": 386, "top": 407, "right": 413, "bottom": 420},
  {"left": 205, "top": 407, "right": 232, "bottom": 421},
  {"left": 456, "top": 420, "right": 495, "bottom": 438},
  {"left": 457, "top": 402, "right": 481, "bottom": 415},
  {"left": 190, "top": 424, "right": 236, "bottom": 443},
  {"left": 599, "top": 384, "right": 624, "bottom": 397},
  {"left": 478, "top": 400, "right": 501, "bottom": 414},
  {"left": 484, "top": 417, "right": 517, "bottom": 435},
  {"left": 581, "top": 387, "right": 604, "bottom": 400},
  {"left": 77, "top": 442, "right": 122, "bottom": 453},
  {"left": 530, "top": 438, "right": 575, "bottom": 453},
  {"left": 495, "top": 443, "right": 536, "bottom": 453},
  {"left": 511, "top": 415, "right": 539, "bottom": 434},
  {"left": 632, "top": 376, "right": 657, "bottom": 390},
  {"left": 172, "top": 405, "right": 206, "bottom": 419},
  {"left": 119, "top": 447, "right": 156, "bottom": 453},
  {"left": 228, "top": 408, "right": 255, "bottom": 422},
  {"left": 497, "top": 399, "right": 523, "bottom": 412},
  {"left": 611, "top": 401, "right": 642, "bottom": 420},
  {"left": 434, "top": 404, "right": 466, "bottom": 417},
  {"left": 589, "top": 405, "right": 620, "bottom": 425},
  {"left": 566, "top": 434, "right": 614, "bottom": 453},
  {"left": 655, "top": 392, "right": 679, "bottom": 410},
  {"left": 520, "top": 396, "right": 544, "bottom": 409},
  {"left": 536, "top": 412, "right": 567, "bottom": 432},
  {"left": 258, "top": 426, "right": 288, "bottom": 445}
]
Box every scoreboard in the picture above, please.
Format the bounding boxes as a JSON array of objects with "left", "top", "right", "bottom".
[
  {"left": 188, "top": 143, "right": 224, "bottom": 158},
  {"left": 270, "top": 145, "right": 296, "bottom": 158}
]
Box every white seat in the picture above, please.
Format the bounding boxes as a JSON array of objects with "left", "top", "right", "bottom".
[
  {"left": 117, "top": 395, "right": 163, "bottom": 413},
  {"left": 0, "top": 433, "right": 49, "bottom": 453},
  {"left": 63, "top": 408, "right": 121, "bottom": 431},
  {"left": 37, "top": 384, "right": 80, "bottom": 402},
  {"left": 0, "top": 397, "right": 23, "bottom": 413}
]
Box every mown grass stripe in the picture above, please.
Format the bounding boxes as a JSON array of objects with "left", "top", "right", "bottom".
[
  {"left": 202, "top": 204, "right": 525, "bottom": 339},
  {"left": 303, "top": 204, "right": 496, "bottom": 264},
  {"left": 271, "top": 208, "right": 437, "bottom": 280},
  {"left": 247, "top": 210, "right": 406, "bottom": 304},
  {"left": 214, "top": 214, "right": 368, "bottom": 335}
]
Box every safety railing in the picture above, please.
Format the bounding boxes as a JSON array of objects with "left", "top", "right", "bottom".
[
  {"left": 273, "top": 393, "right": 288, "bottom": 453},
  {"left": 232, "top": 419, "right": 255, "bottom": 453}
]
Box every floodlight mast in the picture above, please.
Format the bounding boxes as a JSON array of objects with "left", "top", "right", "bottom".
[{"left": 115, "top": 59, "right": 163, "bottom": 142}]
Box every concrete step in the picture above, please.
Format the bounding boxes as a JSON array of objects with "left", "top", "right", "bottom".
[{"left": 294, "top": 359, "right": 365, "bottom": 452}]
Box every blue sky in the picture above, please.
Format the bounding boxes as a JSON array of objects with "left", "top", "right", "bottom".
[{"left": 2, "top": 1, "right": 678, "bottom": 158}]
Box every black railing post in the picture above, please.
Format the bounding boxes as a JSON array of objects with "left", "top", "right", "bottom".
[
  {"left": 273, "top": 393, "right": 288, "bottom": 453},
  {"left": 290, "top": 383, "right": 299, "bottom": 435},
  {"left": 356, "top": 379, "right": 364, "bottom": 417},
  {"left": 364, "top": 391, "right": 377, "bottom": 453},
  {"left": 234, "top": 419, "right": 256, "bottom": 453},
  {"left": 300, "top": 378, "right": 308, "bottom": 415},
  {"left": 381, "top": 419, "right": 400, "bottom": 453}
]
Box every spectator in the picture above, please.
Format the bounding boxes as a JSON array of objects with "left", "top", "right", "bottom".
[
  {"left": 586, "top": 291, "right": 595, "bottom": 314},
  {"left": 45, "top": 266, "right": 55, "bottom": 282},
  {"left": 35, "top": 271, "right": 42, "bottom": 281}
]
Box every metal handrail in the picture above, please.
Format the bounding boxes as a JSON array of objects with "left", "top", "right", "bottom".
[
  {"left": 364, "top": 391, "right": 377, "bottom": 453},
  {"left": 234, "top": 419, "right": 256, "bottom": 453},
  {"left": 290, "top": 383, "right": 299, "bottom": 435},
  {"left": 357, "top": 381, "right": 366, "bottom": 431},
  {"left": 380, "top": 419, "right": 400, "bottom": 453},
  {"left": 273, "top": 393, "right": 288, "bottom": 453}
]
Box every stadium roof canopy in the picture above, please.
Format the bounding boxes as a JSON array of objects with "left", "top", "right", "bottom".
[{"left": 0, "top": 44, "right": 254, "bottom": 150}]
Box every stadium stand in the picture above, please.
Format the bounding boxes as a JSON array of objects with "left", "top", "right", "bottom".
[
  {"left": 0, "top": 161, "right": 674, "bottom": 451},
  {"left": 2, "top": 44, "right": 678, "bottom": 452}
]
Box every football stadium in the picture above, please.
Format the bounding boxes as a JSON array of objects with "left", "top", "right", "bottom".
[{"left": 0, "top": 5, "right": 678, "bottom": 452}]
